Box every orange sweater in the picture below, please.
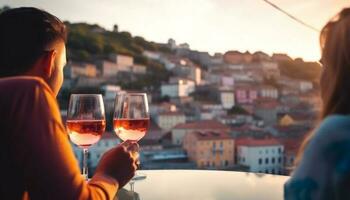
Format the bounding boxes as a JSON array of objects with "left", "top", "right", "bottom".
[{"left": 0, "top": 76, "right": 118, "bottom": 199}]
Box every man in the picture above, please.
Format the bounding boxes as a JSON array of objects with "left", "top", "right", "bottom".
[{"left": 0, "top": 7, "right": 137, "bottom": 199}]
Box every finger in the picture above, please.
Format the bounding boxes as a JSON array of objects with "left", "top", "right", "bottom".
[
  {"left": 126, "top": 142, "right": 139, "bottom": 153},
  {"left": 135, "top": 160, "right": 140, "bottom": 170},
  {"left": 121, "top": 140, "right": 132, "bottom": 148},
  {"left": 132, "top": 162, "right": 138, "bottom": 171}
]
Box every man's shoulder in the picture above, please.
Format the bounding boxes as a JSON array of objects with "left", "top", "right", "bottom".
[{"left": 0, "top": 76, "right": 51, "bottom": 94}]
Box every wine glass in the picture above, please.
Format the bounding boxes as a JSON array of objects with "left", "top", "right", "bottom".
[
  {"left": 66, "top": 94, "right": 106, "bottom": 180},
  {"left": 113, "top": 92, "right": 150, "bottom": 181}
]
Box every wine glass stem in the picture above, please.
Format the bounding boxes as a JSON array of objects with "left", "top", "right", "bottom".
[{"left": 83, "top": 148, "right": 88, "bottom": 180}]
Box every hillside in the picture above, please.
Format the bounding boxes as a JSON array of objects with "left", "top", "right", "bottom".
[
  {"left": 65, "top": 22, "right": 172, "bottom": 64},
  {"left": 278, "top": 59, "right": 322, "bottom": 82}
]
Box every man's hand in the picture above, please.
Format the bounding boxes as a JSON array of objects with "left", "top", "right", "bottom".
[{"left": 94, "top": 142, "right": 138, "bottom": 188}]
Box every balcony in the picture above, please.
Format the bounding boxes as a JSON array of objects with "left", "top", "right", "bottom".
[{"left": 116, "top": 170, "right": 289, "bottom": 200}]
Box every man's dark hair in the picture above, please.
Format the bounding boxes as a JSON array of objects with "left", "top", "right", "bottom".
[{"left": 0, "top": 7, "right": 67, "bottom": 77}]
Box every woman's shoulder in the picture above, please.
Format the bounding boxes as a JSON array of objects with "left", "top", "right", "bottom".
[
  {"left": 313, "top": 115, "right": 350, "bottom": 142},
  {"left": 285, "top": 115, "right": 350, "bottom": 199}
]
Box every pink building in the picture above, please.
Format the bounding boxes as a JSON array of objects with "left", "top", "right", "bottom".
[{"left": 234, "top": 84, "right": 258, "bottom": 104}]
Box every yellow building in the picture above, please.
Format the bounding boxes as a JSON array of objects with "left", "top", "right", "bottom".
[
  {"left": 183, "top": 131, "right": 234, "bottom": 169},
  {"left": 279, "top": 114, "right": 295, "bottom": 126}
]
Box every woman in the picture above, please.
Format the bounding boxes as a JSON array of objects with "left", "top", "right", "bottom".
[{"left": 285, "top": 8, "right": 350, "bottom": 200}]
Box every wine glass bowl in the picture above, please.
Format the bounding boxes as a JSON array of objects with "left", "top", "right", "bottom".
[
  {"left": 113, "top": 92, "right": 150, "bottom": 142},
  {"left": 66, "top": 94, "right": 106, "bottom": 180},
  {"left": 113, "top": 92, "right": 150, "bottom": 181}
]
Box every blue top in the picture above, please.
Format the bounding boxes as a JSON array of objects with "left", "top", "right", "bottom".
[{"left": 285, "top": 115, "right": 350, "bottom": 200}]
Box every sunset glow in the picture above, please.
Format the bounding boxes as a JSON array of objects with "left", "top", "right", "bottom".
[{"left": 2, "top": 0, "right": 349, "bottom": 61}]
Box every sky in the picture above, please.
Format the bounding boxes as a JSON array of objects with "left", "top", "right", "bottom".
[{"left": 1, "top": 0, "right": 349, "bottom": 61}]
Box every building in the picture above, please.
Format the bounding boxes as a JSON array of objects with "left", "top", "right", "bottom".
[
  {"left": 299, "top": 80, "right": 313, "bottom": 92},
  {"left": 224, "top": 51, "right": 253, "bottom": 64},
  {"left": 261, "top": 62, "right": 280, "bottom": 79},
  {"left": 166, "top": 58, "right": 201, "bottom": 85},
  {"left": 252, "top": 51, "right": 270, "bottom": 62},
  {"left": 98, "top": 60, "right": 119, "bottom": 77},
  {"left": 168, "top": 38, "right": 176, "bottom": 49},
  {"left": 100, "top": 85, "right": 123, "bottom": 113},
  {"left": 132, "top": 64, "right": 147, "bottom": 74},
  {"left": 258, "top": 85, "right": 279, "bottom": 99},
  {"left": 234, "top": 84, "right": 258, "bottom": 105},
  {"left": 172, "top": 120, "right": 230, "bottom": 145},
  {"left": 254, "top": 98, "right": 279, "bottom": 126},
  {"left": 139, "top": 121, "right": 165, "bottom": 151},
  {"left": 75, "top": 77, "right": 106, "bottom": 87},
  {"left": 155, "top": 111, "right": 186, "bottom": 131},
  {"left": 278, "top": 114, "right": 295, "bottom": 126},
  {"left": 72, "top": 132, "right": 120, "bottom": 174},
  {"left": 109, "top": 53, "right": 134, "bottom": 67},
  {"left": 219, "top": 89, "right": 235, "bottom": 109},
  {"left": 143, "top": 51, "right": 161, "bottom": 60},
  {"left": 211, "top": 53, "right": 224, "bottom": 65},
  {"left": 183, "top": 131, "right": 235, "bottom": 169},
  {"left": 278, "top": 138, "right": 303, "bottom": 175},
  {"left": 149, "top": 102, "right": 177, "bottom": 117},
  {"left": 161, "top": 79, "right": 195, "bottom": 98},
  {"left": 64, "top": 62, "right": 97, "bottom": 79},
  {"left": 271, "top": 53, "right": 292, "bottom": 62},
  {"left": 235, "top": 137, "right": 284, "bottom": 174}
]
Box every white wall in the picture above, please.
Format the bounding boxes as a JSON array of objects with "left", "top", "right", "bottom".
[
  {"left": 237, "top": 145, "right": 284, "bottom": 174},
  {"left": 220, "top": 92, "right": 235, "bottom": 109},
  {"left": 156, "top": 114, "right": 186, "bottom": 130},
  {"left": 171, "top": 129, "right": 187, "bottom": 145}
]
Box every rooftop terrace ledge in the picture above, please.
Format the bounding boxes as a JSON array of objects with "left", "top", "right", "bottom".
[{"left": 116, "top": 170, "right": 289, "bottom": 200}]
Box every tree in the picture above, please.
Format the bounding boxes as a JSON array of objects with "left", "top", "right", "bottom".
[
  {"left": 228, "top": 106, "right": 249, "bottom": 115},
  {"left": 278, "top": 60, "right": 321, "bottom": 82}
]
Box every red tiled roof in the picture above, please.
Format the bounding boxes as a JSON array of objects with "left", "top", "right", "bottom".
[
  {"left": 174, "top": 120, "right": 230, "bottom": 130},
  {"left": 278, "top": 138, "right": 304, "bottom": 154},
  {"left": 235, "top": 137, "right": 282, "bottom": 147},
  {"left": 254, "top": 98, "right": 279, "bottom": 109},
  {"left": 192, "top": 131, "right": 233, "bottom": 141},
  {"left": 231, "top": 124, "right": 263, "bottom": 132}
]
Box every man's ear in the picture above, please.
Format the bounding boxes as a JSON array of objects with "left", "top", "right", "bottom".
[{"left": 40, "top": 50, "right": 57, "bottom": 78}]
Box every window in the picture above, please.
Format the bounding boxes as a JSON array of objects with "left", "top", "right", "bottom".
[
  {"left": 272, "top": 158, "right": 275, "bottom": 164},
  {"left": 278, "top": 148, "right": 282, "bottom": 153},
  {"left": 278, "top": 157, "right": 282, "bottom": 163},
  {"left": 259, "top": 158, "right": 262, "bottom": 165},
  {"left": 265, "top": 158, "right": 269, "bottom": 164}
]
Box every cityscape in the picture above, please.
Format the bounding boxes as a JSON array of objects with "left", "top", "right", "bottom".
[{"left": 56, "top": 22, "right": 322, "bottom": 177}]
